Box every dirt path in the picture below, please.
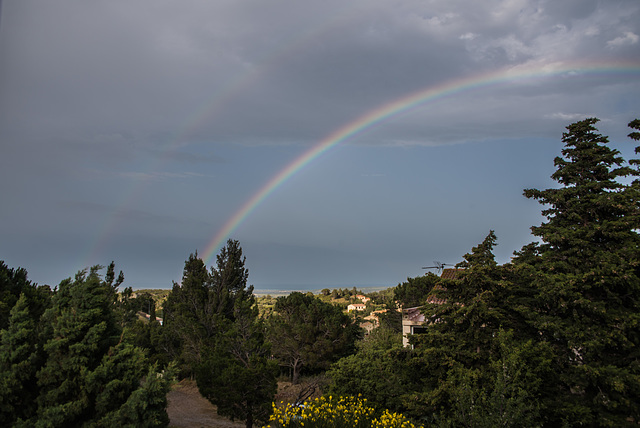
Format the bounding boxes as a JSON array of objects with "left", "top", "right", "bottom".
[
  {"left": 167, "top": 378, "right": 322, "bottom": 427},
  {"left": 167, "top": 380, "right": 245, "bottom": 428}
]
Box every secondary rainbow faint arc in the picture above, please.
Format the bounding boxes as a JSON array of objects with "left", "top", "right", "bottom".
[{"left": 202, "top": 61, "right": 640, "bottom": 265}]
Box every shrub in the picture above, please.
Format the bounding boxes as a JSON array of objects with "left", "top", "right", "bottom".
[{"left": 264, "top": 395, "right": 421, "bottom": 428}]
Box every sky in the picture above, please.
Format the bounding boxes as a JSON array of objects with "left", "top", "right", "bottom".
[{"left": 1, "top": 0, "right": 639, "bottom": 290}]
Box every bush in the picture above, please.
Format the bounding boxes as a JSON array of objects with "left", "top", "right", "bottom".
[{"left": 264, "top": 395, "right": 421, "bottom": 428}]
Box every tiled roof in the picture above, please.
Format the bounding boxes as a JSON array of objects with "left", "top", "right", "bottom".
[
  {"left": 440, "top": 268, "right": 463, "bottom": 280},
  {"left": 424, "top": 283, "right": 446, "bottom": 305},
  {"left": 424, "top": 269, "right": 463, "bottom": 304},
  {"left": 402, "top": 306, "right": 426, "bottom": 323}
]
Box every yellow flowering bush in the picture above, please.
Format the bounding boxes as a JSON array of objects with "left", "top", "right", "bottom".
[{"left": 264, "top": 395, "right": 422, "bottom": 428}]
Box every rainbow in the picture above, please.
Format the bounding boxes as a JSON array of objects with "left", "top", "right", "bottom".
[
  {"left": 81, "top": 7, "right": 361, "bottom": 269},
  {"left": 202, "top": 60, "right": 640, "bottom": 264}
]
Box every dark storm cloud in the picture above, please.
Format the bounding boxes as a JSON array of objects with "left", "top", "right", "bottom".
[
  {"left": 1, "top": 0, "right": 638, "bottom": 288},
  {"left": 2, "top": 0, "right": 638, "bottom": 146}
]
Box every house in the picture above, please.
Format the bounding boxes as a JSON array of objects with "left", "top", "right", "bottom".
[
  {"left": 401, "top": 268, "right": 463, "bottom": 347},
  {"left": 359, "top": 321, "right": 376, "bottom": 334},
  {"left": 355, "top": 294, "right": 371, "bottom": 304},
  {"left": 363, "top": 309, "right": 388, "bottom": 327},
  {"left": 402, "top": 306, "right": 428, "bottom": 347},
  {"left": 347, "top": 303, "right": 366, "bottom": 311}
]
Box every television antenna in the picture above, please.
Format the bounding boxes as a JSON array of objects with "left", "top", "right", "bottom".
[{"left": 422, "top": 261, "right": 452, "bottom": 274}]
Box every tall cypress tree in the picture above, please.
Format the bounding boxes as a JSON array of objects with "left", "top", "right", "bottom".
[
  {"left": 196, "top": 239, "right": 277, "bottom": 428},
  {"left": 160, "top": 253, "right": 211, "bottom": 376},
  {"left": 520, "top": 118, "right": 640, "bottom": 425},
  {"left": 160, "top": 241, "right": 276, "bottom": 427}
]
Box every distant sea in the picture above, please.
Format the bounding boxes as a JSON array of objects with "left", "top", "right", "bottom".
[
  {"left": 252, "top": 285, "right": 394, "bottom": 297},
  {"left": 131, "top": 284, "right": 394, "bottom": 296}
]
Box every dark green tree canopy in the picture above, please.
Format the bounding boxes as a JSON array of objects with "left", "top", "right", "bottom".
[
  {"left": 267, "top": 291, "right": 361, "bottom": 384},
  {"left": 393, "top": 273, "right": 442, "bottom": 308},
  {"left": 160, "top": 240, "right": 276, "bottom": 427},
  {"left": 524, "top": 118, "right": 635, "bottom": 263},
  {"left": 0, "top": 263, "right": 172, "bottom": 427},
  {"left": 517, "top": 118, "right": 640, "bottom": 425}
]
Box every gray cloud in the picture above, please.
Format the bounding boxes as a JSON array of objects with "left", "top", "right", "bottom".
[{"left": 1, "top": 0, "right": 638, "bottom": 288}]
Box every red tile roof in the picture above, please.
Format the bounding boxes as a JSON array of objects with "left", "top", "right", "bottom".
[
  {"left": 425, "top": 269, "right": 463, "bottom": 304},
  {"left": 440, "top": 268, "right": 463, "bottom": 280}
]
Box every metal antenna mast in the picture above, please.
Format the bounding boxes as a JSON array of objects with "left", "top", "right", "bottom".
[{"left": 421, "top": 261, "right": 453, "bottom": 274}]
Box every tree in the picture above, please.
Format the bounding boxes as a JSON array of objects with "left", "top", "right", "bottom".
[
  {"left": 161, "top": 241, "right": 275, "bottom": 427},
  {"left": 627, "top": 118, "right": 640, "bottom": 178},
  {"left": 267, "top": 292, "right": 361, "bottom": 384},
  {"left": 159, "top": 252, "right": 211, "bottom": 376},
  {"left": 394, "top": 272, "right": 442, "bottom": 308},
  {"left": 327, "top": 326, "right": 411, "bottom": 414},
  {"left": 518, "top": 118, "right": 640, "bottom": 425},
  {"left": 411, "top": 232, "right": 528, "bottom": 362},
  {"left": 32, "top": 265, "right": 172, "bottom": 427},
  {"left": 0, "top": 293, "right": 41, "bottom": 425},
  {"left": 196, "top": 295, "right": 277, "bottom": 428},
  {"left": 385, "top": 233, "right": 546, "bottom": 424},
  {"left": 439, "top": 330, "right": 553, "bottom": 428},
  {"left": 209, "top": 239, "right": 251, "bottom": 321},
  {"left": 0, "top": 261, "right": 51, "bottom": 331},
  {"left": 196, "top": 241, "right": 277, "bottom": 428}
]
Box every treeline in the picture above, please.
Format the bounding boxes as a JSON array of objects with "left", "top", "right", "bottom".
[
  {"left": 158, "top": 242, "right": 361, "bottom": 426},
  {"left": 0, "top": 262, "right": 172, "bottom": 427},
  {"left": 328, "top": 118, "right": 640, "bottom": 426},
  {"left": 2, "top": 118, "right": 640, "bottom": 427}
]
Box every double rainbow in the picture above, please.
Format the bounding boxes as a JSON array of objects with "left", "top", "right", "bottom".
[{"left": 202, "top": 60, "right": 640, "bottom": 265}]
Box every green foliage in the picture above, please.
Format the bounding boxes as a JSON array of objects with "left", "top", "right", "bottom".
[
  {"left": 267, "top": 292, "right": 361, "bottom": 384},
  {"left": 33, "top": 265, "right": 172, "bottom": 427},
  {"left": 0, "top": 263, "right": 172, "bottom": 427},
  {"left": 327, "top": 346, "right": 416, "bottom": 414},
  {"left": 357, "top": 324, "right": 403, "bottom": 353},
  {"left": 0, "top": 261, "right": 51, "bottom": 332},
  {"left": 197, "top": 288, "right": 278, "bottom": 427},
  {"left": 161, "top": 240, "right": 276, "bottom": 427},
  {"left": 198, "top": 339, "right": 277, "bottom": 427},
  {"left": 436, "top": 330, "right": 554, "bottom": 428},
  {"left": 0, "top": 293, "right": 42, "bottom": 425},
  {"left": 394, "top": 274, "right": 441, "bottom": 308},
  {"left": 412, "top": 233, "right": 518, "bottom": 361},
  {"left": 256, "top": 295, "right": 278, "bottom": 318},
  {"left": 95, "top": 363, "right": 175, "bottom": 428},
  {"left": 349, "top": 118, "right": 640, "bottom": 427},
  {"left": 159, "top": 252, "right": 212, "bottom": 375},
  {"left": 517, "top": 118, "right": 640, "bottom": 425}
]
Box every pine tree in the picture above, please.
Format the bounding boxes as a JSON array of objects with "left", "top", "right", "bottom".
[
  {"left": 0, "top": 262, "right": 31, "bottom": 330},
  {"left": 209, "top": 239, "right": 250, "bottom": 320},
  {"left": 160, "top": 252, "right": 211, "bottom": 376},
  {"left": 520, "top": 118, "right": 640, "bottom": 425},
  {"left": 399, "top": 232, "right": 555, "bottom": 425},
  {"left": 197, "top": 291, "right": 277, "bottom": 428},
  {"left": 0, "top": 293, "right": 41, "bottom": 425},
  {"left": 196, "top": 240, "right": 277, "bottom": 428},
  {"left": 160, "top": 241, "right": 276, "bottom": 427},
  {"left": 414, "top": 232, "right": 521, "bottom": 363},
  {"left": 0, "top": 261, "right": 51, "bottom": 331},
  {"left": 33, "top": 265, "right": 172, "bottom": 427}
]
